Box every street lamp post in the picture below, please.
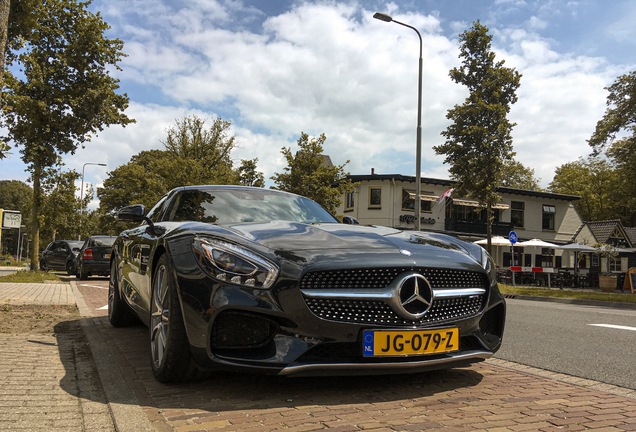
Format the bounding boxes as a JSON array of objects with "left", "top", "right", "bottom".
[
  {"left": 79, "top": 162, "right": 107, "bottom": 240},
  {"left": 373, "top": 12, "right": 423, "bottom": 231}
]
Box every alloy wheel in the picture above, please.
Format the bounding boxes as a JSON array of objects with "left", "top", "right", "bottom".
[{"left": 150, "top": 264, "right": 170, "bottom": 369}]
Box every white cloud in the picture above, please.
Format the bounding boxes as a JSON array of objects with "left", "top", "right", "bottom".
[{"left": 4, "top": 0, "right": 635, "bottom": 198}]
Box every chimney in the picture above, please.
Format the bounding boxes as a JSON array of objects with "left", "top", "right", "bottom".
[{"left": 371, "top": 168, "right": 375, "bottom": 175}]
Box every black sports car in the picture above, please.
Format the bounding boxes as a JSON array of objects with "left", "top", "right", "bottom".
[{"left": 109, "top": 185, "right": 505, "bottom": 383}]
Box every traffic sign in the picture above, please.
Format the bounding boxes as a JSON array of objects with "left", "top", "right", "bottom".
[{"left": 509, "top": 231, "right": 518, "bottom": 244}]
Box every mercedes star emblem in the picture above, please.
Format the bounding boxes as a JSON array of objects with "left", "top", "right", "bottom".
[{"left": 396, "top": 274, "right": 433, "bottom": 320}]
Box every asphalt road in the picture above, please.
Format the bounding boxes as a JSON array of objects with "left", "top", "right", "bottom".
[
  {"left": 0, "top": 268, "right": 19, "bottom": 277},
  {"left": 496, "top": 298, "right": 636, "bottom": 390}
]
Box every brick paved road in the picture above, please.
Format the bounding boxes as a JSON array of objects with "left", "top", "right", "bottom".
[{"left": 73, "top": 277, "right": 636, "bottom": 431}]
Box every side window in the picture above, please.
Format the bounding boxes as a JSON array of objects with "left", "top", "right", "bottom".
[
  {"left": 146, "top": 193, "right": 172, "bottom": 223},
  {"left": 511, "top": 201, "right": 524, "bottom": 228},
  {"left": 345, "top": 191, "right": 355, "bottom": 210},
  {"left": 542, "top": 204, "right": 556, "bottom": 231},
  {"left": 168, "top": 190, "right": 218, "bottom": 223},
  {"left": 369, "top": 188, "right": 382, "bottom": 209},
  {"left": 401, "top": 189, "right": 433, "bottom": 212}
]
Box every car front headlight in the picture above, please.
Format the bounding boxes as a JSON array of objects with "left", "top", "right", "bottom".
[{"left": 193, "top": 237, "right": 279, "bottom": 289}]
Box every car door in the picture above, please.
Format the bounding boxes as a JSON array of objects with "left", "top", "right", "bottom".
[
  {"left": 41, "top": 242, "right": 57, "bottom": 269},
  {"left": 50, "top": 242, "right": 69, "bottom": 270},
  {"left": 118, "top": 192, "right": 174, "bottom": 319}
]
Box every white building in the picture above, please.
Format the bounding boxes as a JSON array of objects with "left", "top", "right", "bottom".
[{"left": 336, "top": 173, "right": 583, "bottom": 270}]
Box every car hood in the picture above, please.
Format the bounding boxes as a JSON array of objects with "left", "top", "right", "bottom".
[{"left": 212, "top": 221, "right": 484, "bottom": 271}]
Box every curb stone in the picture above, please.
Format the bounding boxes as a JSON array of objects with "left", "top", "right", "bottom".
[{"left": 71, "top": 281, "right": 155, "bottom": 432}]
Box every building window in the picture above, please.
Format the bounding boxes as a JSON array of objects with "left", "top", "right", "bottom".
[
  {"left": 609, "top": 257, "right": 622, "bottom": 273},
  {"left": 345, "top": 191, "right": 355, "bottom": 210},
  {"left": 542, "top": 204, "right": 556, "bottom": 231},
  {"left": 369, "top": 188, "right": 382, "bottom": 208},
  {"left": 401, "top": 189, "right": 432, "bottom": 212},
  {"left": 511, "top": 201, "right": 524, "bottom": 228}
]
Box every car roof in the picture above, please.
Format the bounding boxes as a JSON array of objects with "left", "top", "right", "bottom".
[{"left": 170, "top": 185, "right": 305, "bottom": 199}]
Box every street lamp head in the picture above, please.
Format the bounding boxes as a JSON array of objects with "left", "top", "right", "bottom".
[{"left": 373, "top": 12, "right": 393, "bottom": 22}]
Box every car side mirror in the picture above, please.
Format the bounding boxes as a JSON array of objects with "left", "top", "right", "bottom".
[
  {"left": 117, "top": 204, "right": 146, "bottom": 223},
  {"left": 117, "top": 204, "right": 165, "bottom": 236},
  {"left": 342, "top": 216, "right": 359, "bottom": 225}
]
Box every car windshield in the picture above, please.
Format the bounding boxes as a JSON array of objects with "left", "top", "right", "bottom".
[
  {"left": 89, "top": 237, "right": 116, "bottom": 247},
  {"left": 168, "top": 188, "right": 339, "bottom": 225},
  {"left": 67, "top": 241, "right": 83, "bottom": 250}
]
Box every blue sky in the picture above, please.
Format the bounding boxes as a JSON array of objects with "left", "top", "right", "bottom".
[{"left": 2, "top": 0, "right": 635, "bottom": 209}]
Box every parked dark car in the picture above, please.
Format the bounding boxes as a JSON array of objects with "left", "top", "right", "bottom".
[
  {"left": 109, "top": 185, "right": 505, "bottom": 383},
  {"left": 76, "top": 235, "right": 117, "bottom": 280},
  {"left": 40, "top": 240, "right": 83, "bottom": 275}
]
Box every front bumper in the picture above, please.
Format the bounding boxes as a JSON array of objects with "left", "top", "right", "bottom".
[{"left": 175, "top": 265, "right": 506, "bottom": 376}]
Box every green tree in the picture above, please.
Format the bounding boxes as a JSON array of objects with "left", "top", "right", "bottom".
[
  {"left": 1, "top": 0, "right": 134, "bottom": 269},
  {"left": 39, "top": 168, "right": 83, "bottom": 243},
  {"left": 162, "top": 115, "right": 238, "bottom": 184},
  {"left": 1, "top": 0, "right": 38, "bottom": 159},
  {"left": 98, "top": 150, "right": 186, "bottom": 213},
  {"left": 589, "top": 71, "right": 636, "bottom": 152},
  {"left": 549, "top": 157, "right": 617, "bottom": 222},
  {"left": 99, "top": 115, "right": 247, "bottom": 214},
  {"left": 588, "top": 70, "right": 636, "bottom": 225},
  {"left": 271, "top": 132, "right": 355, "bottom": 215},
  {"left": 500, "top": 160, "right": 542, "bottom": 190},
  {"left": 0, "top": 179, "right": 32, "bottom": 256},
  {"left": 238, "top": 158, "right": 265, "bottom": 187},
  {"left": 607, "top": 140, "right": 636, "bottom": 225},
  {"left": 0, "top": 179, "right": 32, "bottom": 215},
  {"left": 433, "top": 21, "right": 521, "bottom": 253}
]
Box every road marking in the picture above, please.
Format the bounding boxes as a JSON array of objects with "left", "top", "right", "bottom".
[
  {"left": 97, "top": 304, "right": 108, "bottom": 310},
  {"left": 589, "top": 324, "right": 636, "bottom": 332}
]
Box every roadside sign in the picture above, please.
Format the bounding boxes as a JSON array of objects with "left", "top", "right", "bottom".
[
  {"left": 2, "top": 211, "right": 22, "bottom": 229},
  {"left": 509, "top": 231, "right": 517, "bottom": 245}
]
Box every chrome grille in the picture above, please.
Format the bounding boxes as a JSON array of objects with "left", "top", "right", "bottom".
[
  {"left": 301, "top": 267, "right": 487, "bottom": 325},
  {"left": 301, "top": 267, "right": 486, "bottom": 290},
  {"left": 304, "top": 295, "right": 484, "bottom": 325}
]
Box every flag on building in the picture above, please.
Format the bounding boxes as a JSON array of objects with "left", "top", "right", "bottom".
[{"left": 439, "top": 188, "right": 454, "bottom": 203}]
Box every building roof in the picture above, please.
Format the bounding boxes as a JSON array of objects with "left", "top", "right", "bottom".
[
  {"left": 579, "top": 219, "right": 634, "bottom": 248},
  {"left": 345, "top": 174, "right": 581, "bottom": 202},
  {"left": 626, "top": 226, "right": 636, "bottom": 246}
]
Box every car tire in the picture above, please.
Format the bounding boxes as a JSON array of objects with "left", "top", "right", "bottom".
[
  {"left": 79, "top": 266, "right": 88, "bottom": 280},
  {"left": 150, "top": 254, "right": 204, "bottom": 383},
  {"left": 108, "top": 259, "right": 136, "bottom": 327},
  {"left": 66, "top": 261, "right": 75, "bottom": 276},
  {"left": 40, "top": 260, "right": 48, "bottom": 271}
]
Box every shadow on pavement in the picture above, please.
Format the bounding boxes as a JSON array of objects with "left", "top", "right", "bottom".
[
  {"left": 54, "top": 316, "right": 485, "bottom": 413},
  {"left": 53, "top": 319, "right": 113, "bottom": 407}
]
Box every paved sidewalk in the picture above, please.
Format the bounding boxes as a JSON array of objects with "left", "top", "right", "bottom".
[
  {"left": 2, "top": 280, "right": 636, "bottom": 431},
  {"left": 0, "top": 282, "right": 116, "bottom": 431},
  {"left": 0, "top": 282, "right": 75, "bottom": 305}
]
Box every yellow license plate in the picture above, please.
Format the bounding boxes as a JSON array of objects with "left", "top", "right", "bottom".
[
  {"left": 104, "top": 253, "right": 111, "bottom": 259},
  {"left": 362, "top": 328, "right": 459, "bottom": 357}
]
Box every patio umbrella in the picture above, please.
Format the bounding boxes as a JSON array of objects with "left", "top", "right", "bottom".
[
  {"left": 474, "top": 236, "right": 511, "bottom": 246},
  {"left": 559, "top": 243, "right": 596, "bottom": 275},
  {"left": 516, "top": 238, "right": 560, "bottom": 248},
  {"left": 516, "top": 239, "right": 560, "bottom": 284},
  {"left": 558, "top": 243, "right": 596, "bottom": 252}
]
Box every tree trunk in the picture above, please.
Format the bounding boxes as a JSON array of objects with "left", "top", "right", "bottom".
[
  {"left": 0, "top": 0, "right": 10, "bottom": 85},
  {"left": 486, "top": 202, "right": 493, "bottom": 255},
  {"left": 29, "top": 162, "right": 42, "bottom": 270}
]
